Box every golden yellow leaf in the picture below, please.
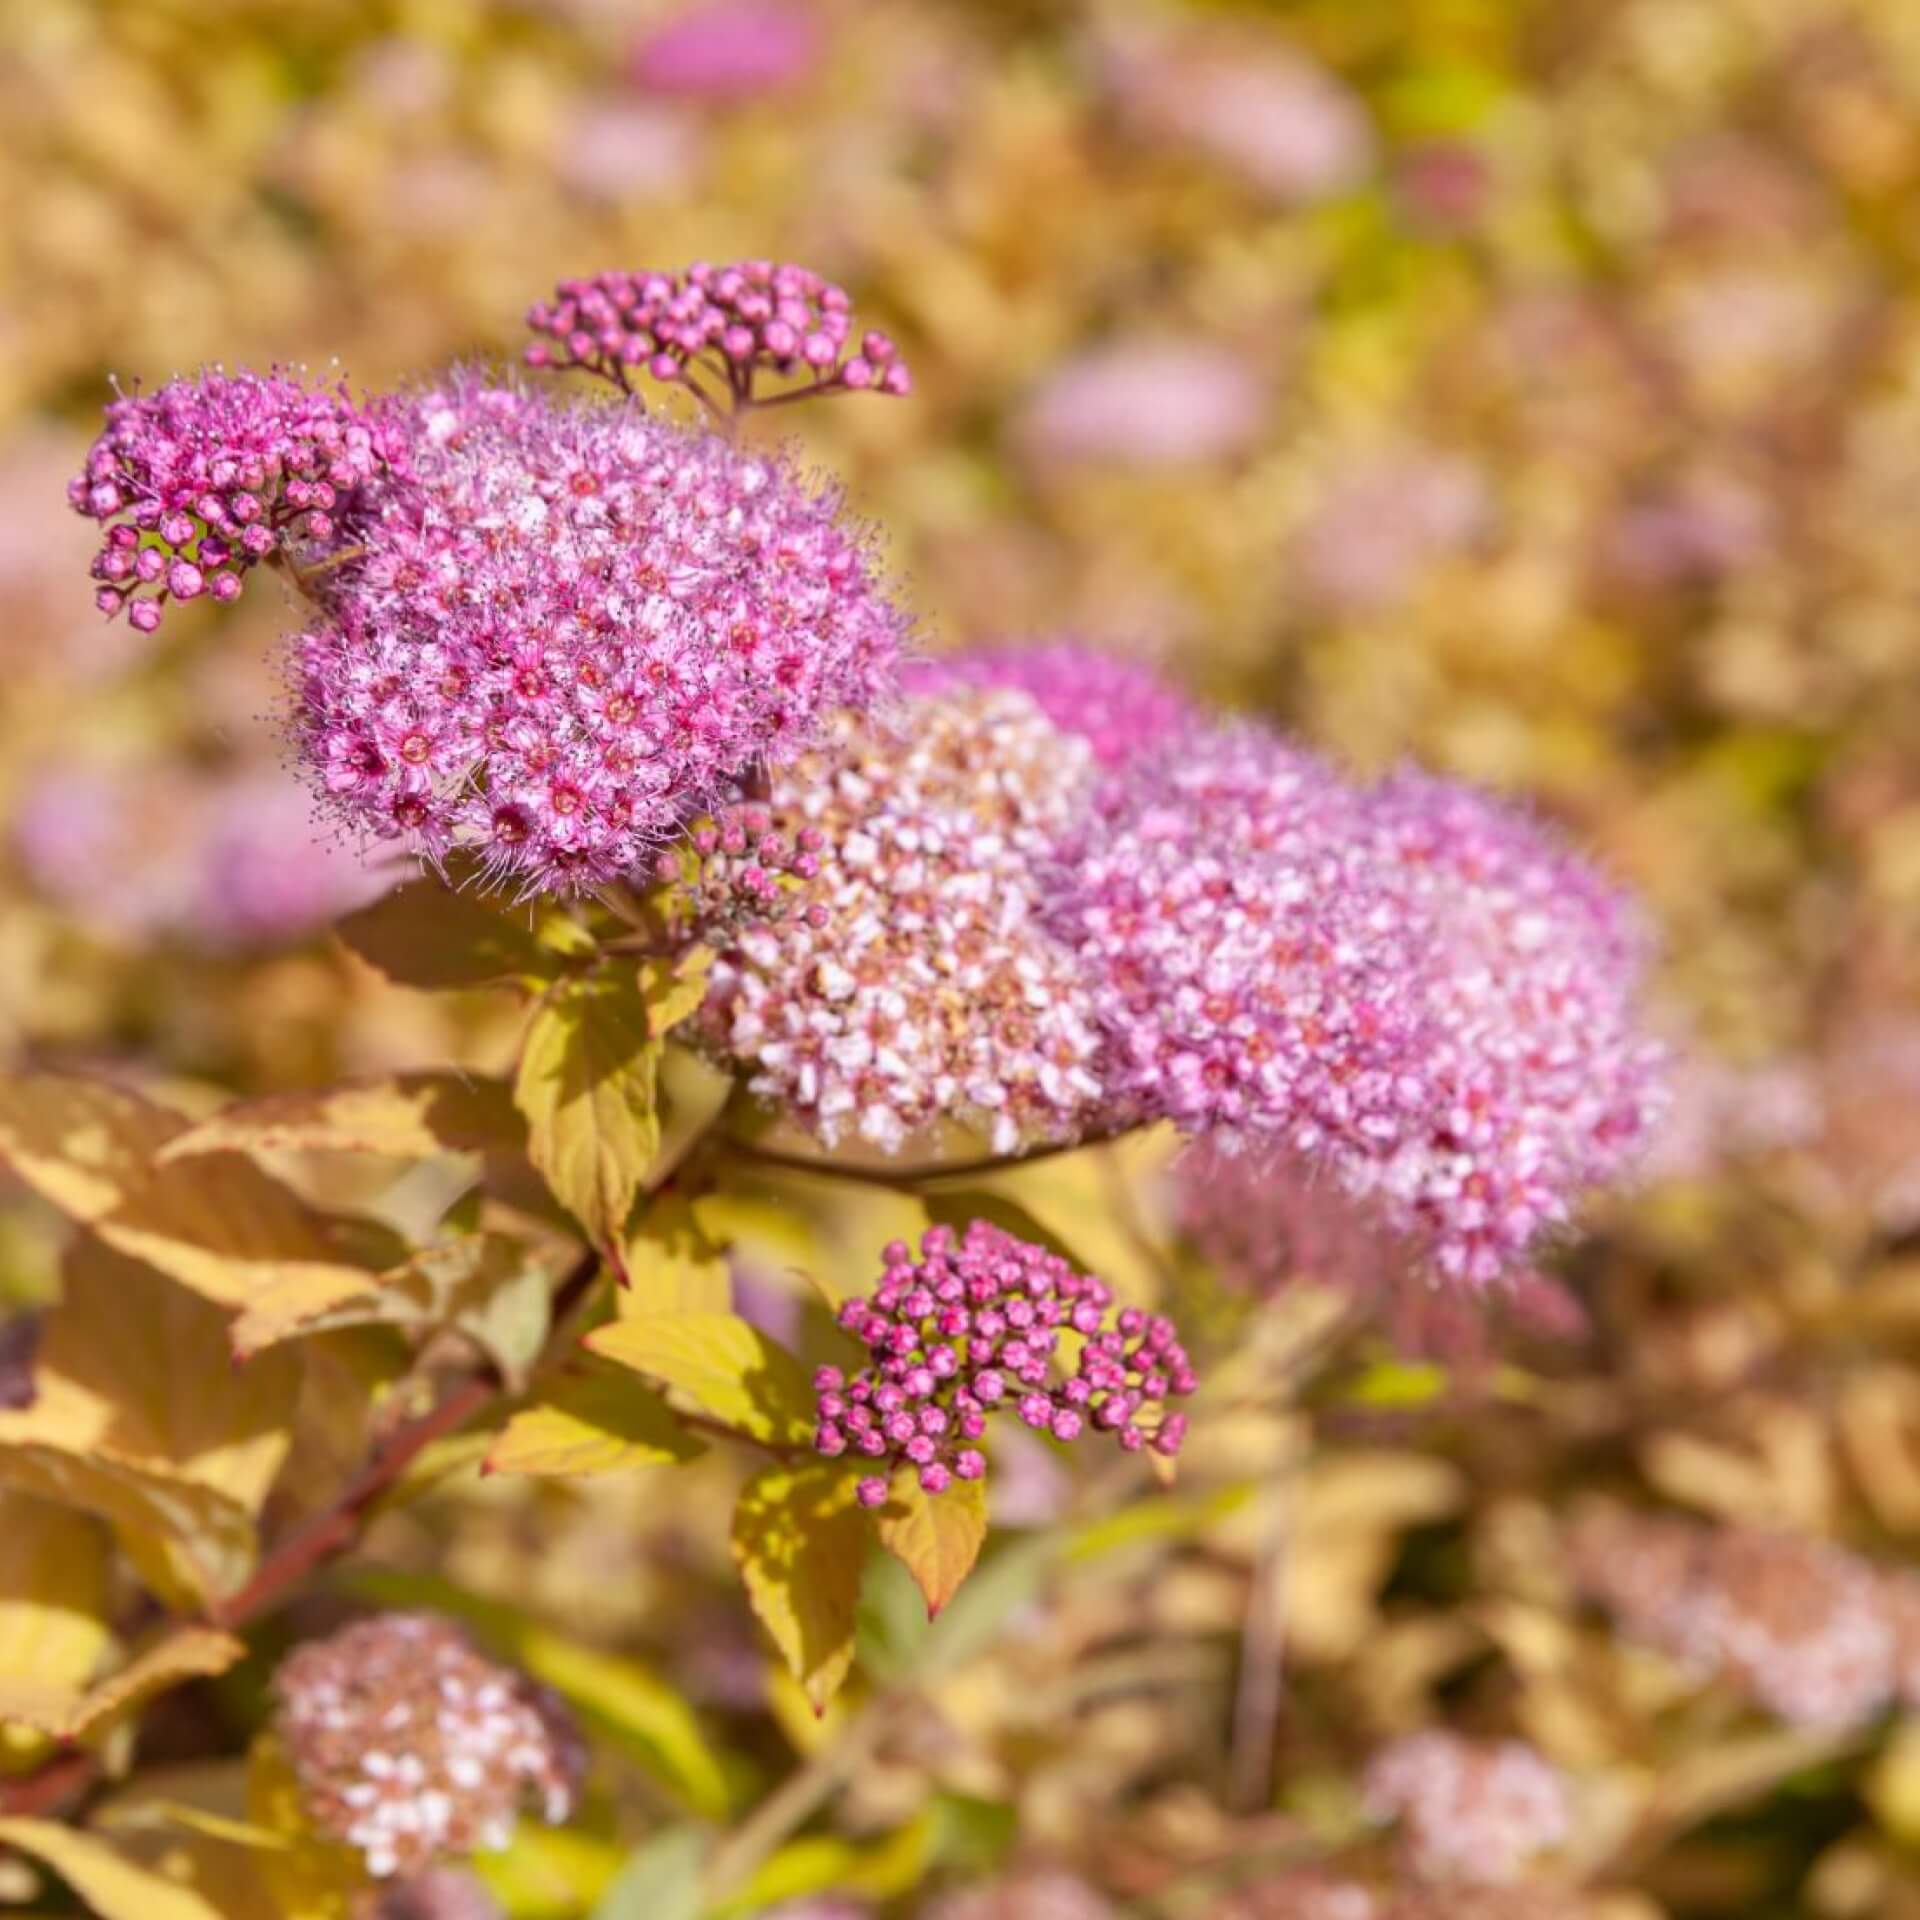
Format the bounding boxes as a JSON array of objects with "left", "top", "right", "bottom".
[
  {"left": 0, "top": 1625, "right": 245, "bottom": 1743},
  {"left": 245, "top": 1734, "right": 369, "bottom": 1919},
  {"left": 157, "top": 1073, "right": 525, "bottom": 1163},
  {"left": 621, "top": 1191, "right": 731, "bottom": 1314},
  {"left": 0, "top": 1818, "right": 230, "bottom": 1920},
  {"left": 485, "top": 1366, "right": 706, "bottom": 1477},
  {"left": 585, "top": 1313, "right": 815, "bottom": 1448},
  {"left": 732, "top": 1463, "right": 868, "bottom": 1712},
  {"left": 875, "top": 1470, "right": 988, "bottom": 1618},
  {"left": 0, "top": 1075, "right": 378, "bottom": 1312},
  {"left": 0, "top": 1491, "right": 111, "bottom": 1769},
  {"left": 335, "top": 878, "right": 558, "bottom": 990}
]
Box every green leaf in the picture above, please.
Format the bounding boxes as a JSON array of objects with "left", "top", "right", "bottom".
[
  {"left": 336, "top": 878, "right": 559, "bottom": 988},
  {"left": 516, "top": 972, "right": 665, "bottom": 1249},
  {"left": 232, "top": 1231, "right": 567, "bottom": 1389},
  {"left": 874, "top": 1470, "right": 988, "bottom": 1618},
  {"left": 585, "top": 1313, "right": 815, "bottom": 1448},
  {"left": 591, "top": 1825, "right": 707, "bottom": 1920},
  {"left": 0, "top": 1818, "right": 229, "bottom": 1920},
  {"left": 721, "top": 1815, "right": 932, "bottom": 1918},
  {"left": 732, "top": 1464, "right": 868, "bottom": 1712},
  {"left": 157, "top": 1073, "right": 525, "bottom": 1162},
  {"left": 485, "top": 1366, "right": 706, "bottom": 1478}
]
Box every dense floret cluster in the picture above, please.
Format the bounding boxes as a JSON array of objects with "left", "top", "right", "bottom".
[
  {"left": 273, "top": 1612, "right": 586, "bottom": 1878},
  {"left": 292, "top": 371, "right": 908, "bottom": 893},
  {"left": 70, "top": 368, "right": 405, "bottom": 635},
  {"left": 524, "top": 260, "right": 908, "bottom": 408},
  {"left": 816, "top": 1221, "right": 1196, "bottom": 1503},
  {"left": 1049, "top": 730, "right": 1666, "bottom": 1285},
  {"left": 696, "top": 687, "right": 1111, "bottom": 1153}
]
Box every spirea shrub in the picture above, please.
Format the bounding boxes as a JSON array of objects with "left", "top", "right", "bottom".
[{"left": 3, "top": 257, "right": 1673, "bottom": 1913}]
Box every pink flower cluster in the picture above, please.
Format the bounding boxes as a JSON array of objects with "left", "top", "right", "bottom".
[
  {"left": 293, "top": 371, "right": 907, "bottom": 893},
  {"left": 1047, "top": 727, "right": 1667, "bottom": 1285},
  {"left": 524, "top": 262, "right": 908, "bottom": 409},
  {"left": 70, "top": 368, "right": 404, "bottom": 635},
  {"left": 816, "top": 1222, "right": 1196, "bottom": 1504},
  {"left": 906, "top": 640, "right": 1198, "bottom": 768},
  {"left": 1361, "top": 1733, "right": 1571, "bottom": 1886}
]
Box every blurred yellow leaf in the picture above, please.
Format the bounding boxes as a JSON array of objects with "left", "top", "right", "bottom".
[
  {"left": 586, "top": 1312, "right": 815, "bottom": 1448},
  {"left": 485, "top": 1366, "right": 706, "bottom": 1477},
  {"left": 876, "top": 1470, "right": 987, "bottom": 1618},
  {"left": 0, "top": 1491, "right": 111, "bottom": 1769},
  {"left": 0, "top": 1242, "right": 302, "bottom": 1606},
  {"left": 157, "top": 1073, "right": 525, "bottom": 1163},
  {"left": 244, "top": 1734, "right": 368, "bottom": 1919},
  {"left": 0, "top": 1624, "right": 243, "bottom": 1745},
  {"left": 0, "top": 1818, "right": 228, "bottom": 1920},
  {"left": 231, "top": 1232, "right": 566, "bottom": 1388},
  {"left": 474, "top": 1824, "right": 623, "bottom": 1919},
  {"left": 0, "top": 1075, "right": 378, "bottom": 1312},
  {"left": 732, "top": 1463, "right": 868, "bottom": 1712},
  {"left": 721, "top": 1812, "right": 933, "bottom": 1917}
]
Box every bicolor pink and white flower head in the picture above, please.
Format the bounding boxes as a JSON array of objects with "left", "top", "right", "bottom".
[
  {"left": 290, "top": 370, "right": 909, "bottom": 895},
  {"left": 1362, "top": 1732, "right": 1572, "bottom": 1886},
  {"left": 694, "top": 685, "right": 1111, "bottom": 1154},
  {"left": 907, "top": 641, "right": 1197, "bottom": 769},
  {"left": 817, "top": 1221, "right": 1196, "bottom": 1502},
  {"left": 70, "top": 367, "right": 406, "bottom": 636},
  {"left": 274, "top": 1612, "right": 586, "bottom": 1880}
]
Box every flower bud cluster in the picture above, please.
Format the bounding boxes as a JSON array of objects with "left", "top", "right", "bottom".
[
  {"left": 525, "top": 262, "right": 908, "bottom": 405},
  {"left": 815, "top": 1221, "right": 1196, "bottom": 1503},
  {"left": 70, "top": 368, "right": 404, "bottom": 635},
  {"left": 292, "top": 370, "right": 907, "bottom": 894},
  {"left": 907, "top": 640, "right": 1197, "bottom": 769},
  {"left": 1361, "top": 1732, "right": 1571, "bottom": 1886},
  {"left": 274, "top": 1612, "right": 586, "bottom": 1879},
  {"left": 696, "top": 688, "right": 1111, "bottom": 1154},
  {"left": 1568, "top": 1507, "right": 1911, "bottom": 1729},
  {"left": 657, "top": 799, "right": 828, "bottom": 936}
]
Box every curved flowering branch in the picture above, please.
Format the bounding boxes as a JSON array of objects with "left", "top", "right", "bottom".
[
  {"left": 816, "top": 1221, "right": 1196, "bottom": 1504},
  {"left": 524, "top": 262, "right": 909, "bottom": 419},
  {"left": 70, "top": 368, "right": 406, "bottom": 636}
]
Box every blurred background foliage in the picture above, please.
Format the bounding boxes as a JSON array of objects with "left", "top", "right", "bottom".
[{"left": 4, "top": 1, "right": 1920, "bottom": 1916}]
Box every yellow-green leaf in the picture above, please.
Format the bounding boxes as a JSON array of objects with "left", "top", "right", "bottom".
[
  {"left": 485, "top": 1367, "right": 705, "bottom": 1477},
  {"left": 621, "top": 1191, "right": 730, "bottom": 1314},
  {"left": 585, "top": 1313, "right": 815, "bottom": 1448},
  {"left": 636, "top": 947, "right": 714, "bottom": 1038},
  {"left": 732, "top": 1464, "right": 868, "bottom": 1712},
  {"left": 336, "top": 879, "right": 557, "bottom": 989},
  {"left": 0, "top": 1818, "right": 229, "bottom": 1920},
  {"left": 516, "top": 973, "right": 664, "bottom": 1248},
  {"left": 875, "top": 1471, "right": 988, "bottom": 1618},
  {"left": 158, "top": 1074, "right": 525, "bottom": 1163}
]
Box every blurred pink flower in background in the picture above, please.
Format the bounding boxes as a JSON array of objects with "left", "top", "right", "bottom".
[
  {"left": 628, "top": 0, "right": 821, "bottom": 103},
  {"left": 12, "top": 760, "right": 398, "bottom": 950},
  {"left": 1604, "top": 472, "right": 1772, "bottom": 590},
  {"left": 1099, "top": 19, "right": 1374, "bottom": 206},
  {"left": 1295, "top": 448, "right": 1489, "bottom": 615},
  {"left": 1016, "top": 340, "right": 1263, "bottom": 468},
  {"left": 553, "top": 98, "right": 705, "bottom": 203}
]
